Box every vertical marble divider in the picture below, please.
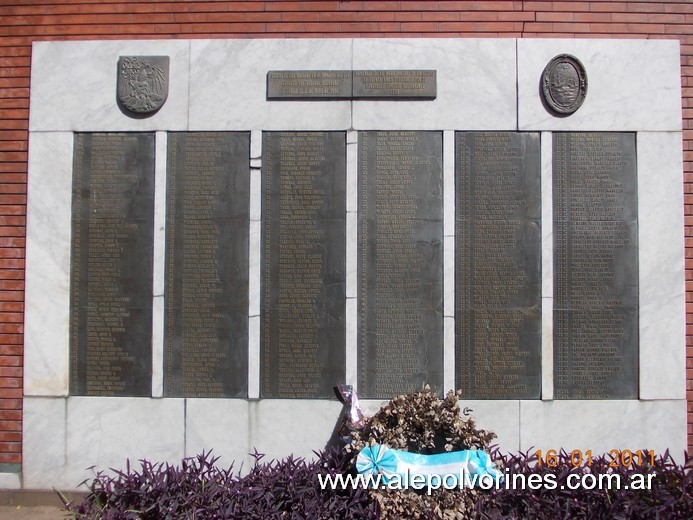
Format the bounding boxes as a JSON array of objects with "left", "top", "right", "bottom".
[
  {"left": 248, "top": 130, "right": 262, "bottom": 399},
  {"left": 541, "top": 132, "right": 553, "bottom": 400},
  {"left": 346, "top": 130, "right": 358, "bottom": 389},
  {"left": 443, "top": 131, "right": 455, "bottom": 392},
  {"left": 152, "top": 131, "right": 167, "bottom": 398}
]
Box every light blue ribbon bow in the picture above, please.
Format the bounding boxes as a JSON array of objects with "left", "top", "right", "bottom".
[{"left": 356, "top": 444, "right": 502, "bottom": 487}]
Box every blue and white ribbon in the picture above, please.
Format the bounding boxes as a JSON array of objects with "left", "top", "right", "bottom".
[{"left": 356, "top": 444, "right": 502, "bottom": 488}]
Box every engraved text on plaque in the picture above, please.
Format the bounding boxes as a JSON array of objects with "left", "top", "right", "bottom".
[
  {"left": 358, "top": 131, "right": 443, "bottom": 398},
  {"left": 262, "top": 132, "right": 346, "bottom": 398},
  {"left": 70, "top": 133, "right": 155, "bottom": 396},
  {"left": 554, "top": 132, "right": 638, "bottom": 399},
  {"left": 165, "top": 132, "right": 250, "bottom": 397},
  {"left": 455, "top": 132, "right": 542, "bottom": 399}
]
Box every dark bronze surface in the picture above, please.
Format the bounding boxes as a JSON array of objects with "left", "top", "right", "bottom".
[
  {"left": 541, "top": 54, "right": 588, "bottom": 116},
  {"left": 455, "top": 132, "right": 542, "bottom": 399},
  {"left": 358, "top": 131, "right": 443, "bottom": 399},
  {"left": 261, "top": 132, "right": 346, "bottom": 398},
  {"left": 164, "top": 132, "right": 250, "bottom": 398},
  {"left": 352, "top": 70, "right": 436, "bottom": 99},
  {"left": 267, "top": 71, "right": 352, "bottom": 99},
  {"left": 70, "top": 133, "right": 155, "bottom": 396},
  {"left": 553, "top": 132, "right": 638, "bottom": 399},
  {"left": 266, "top": 70, "right": 436, "bottom": 99}
]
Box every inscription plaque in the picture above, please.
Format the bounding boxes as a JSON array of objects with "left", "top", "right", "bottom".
[
  {"left": 70, "top": 133, "right": 155, "bottom": 396},
  {"left": 358, "top": 131, "right": 443, "bottom": 398},
  {"left": 164, "top": 132, "right": 250, "bottom": 398},
  {"left": 267, "top": 71, "right": 352, "bottom": 99},
  {"left": 554, "top": 132, "right": 638, "bottom": 399},
  {"left": 262, "top": 132, "right": 346, "bottom": 398},
  {"left": 352, "top": 70, "right": 436, "bottom": 99},
  {"left": 455, "top": 132, "right": 542, "bottom": 399},
  {"left": 267, "top": 70, "right": 437, "bottom": 100}
]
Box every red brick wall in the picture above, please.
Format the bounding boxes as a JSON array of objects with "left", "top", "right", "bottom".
[{"left": 0, "top": 0, "right": 691, "bottom": 466}]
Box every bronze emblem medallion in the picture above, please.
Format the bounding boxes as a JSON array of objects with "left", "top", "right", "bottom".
[
  {"left": 541, "top": 54, "right": 587, "bottom": 116},
  {"left": 117, "top": 56, "right": 169, "bottom": 116}
]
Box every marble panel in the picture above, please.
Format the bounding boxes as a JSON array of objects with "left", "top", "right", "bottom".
[
  {"left": 541, "top": 301, "right": 554, "bottom": 401},
  {"left": 444, "top": 235, "right": 454, "bottom": 318},
  {"left": 22, "top": 398, "right": 67, "bottom": 489},
  {"left": 540, "top": 133, "right": 553, "bottom": 299},
  {"left": 152, "top": 131, "right": 168, "bottom": 298},
  {"left": 248, "top": 220, "right": 261, "bottom": 317},
  {"left": 248, "top": 315, "right": 260, "bottom": 399},
  {"left": 353, "top": 39, "right": 516, "bottom": 130},
  {"left": 0, "top": 473, "right": 20, "bottom": 489},
  {"left": 185, "top": 399, "right": 251, "bottom": 470},
  {"left": 637, "top": 132, "right": 686, "bottom": 400},
  {"left": 443, "top": 316, "right": 455, "bottom": 392},
  {"left": 541, "top": 132, "right": 554, "bottom": 400},
  {"left": 151, "top": 295, "right": 165, "bottom": 398},
  {"left": 443, "top": 131, "right": 455, "bottom": 237},
  {"left": 518, "top": 39, "right": 682, "bottom": 131},
  {"left": 520, "top": 400, "right": 687, "bottom": 463},
  {"left": 250, "top": 130, "right": 262, "bottom": 160},
  {"left": 346, "top": 297, "right": 358, "bottom": 388},
  {"left": 250, "top": 169, "right": 261, "bottom": 222},
  {"left": 30, "top": 40, "right": 190, "bottom": 131},
  {"left": 346, "top": 135, "right": 358, "bottom": 213},
  {"left": 358, "top": 399, "right": 391, "bottom": 417},
  {"left": 65, "top": 398, "right": 185, "bottom": 487},
  {"left": 463, "top": 400, "right": 521, "bottom": 453},
  {"left": 251, "top": 400, "right": 343, "bottom": 461},
  {"left": 189, "top": 40, "right": 352, "bottom": 130},
  {"left": 24, "top": 133, "right": 73, "bottom": 396},
  {"left": 346, "top": 212, "right": 357, "bottom": 298}
]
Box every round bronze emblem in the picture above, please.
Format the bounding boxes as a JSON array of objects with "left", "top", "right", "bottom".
[{"left": 541, "top": 54, "right": 587, "bottom": 116}]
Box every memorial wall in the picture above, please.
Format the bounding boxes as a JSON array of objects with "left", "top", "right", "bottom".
[{"left": 21, "top": 38, "right": 686, "bottom": 489}]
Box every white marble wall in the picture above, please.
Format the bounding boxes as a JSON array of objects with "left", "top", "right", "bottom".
[{"left": 19, "top": 38, "right": 686, "bottom": 491}]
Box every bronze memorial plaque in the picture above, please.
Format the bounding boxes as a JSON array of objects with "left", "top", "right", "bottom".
[
  {"left": 554, "top": 133, "right": 638, "bottom": 399},
  {"left": 164, "top": 132, "right": 250, "bottom": 398},
  {"left": 117, "top": 56, "right": 169, "bottom": 116},
  {"left": 358, "top": 131, "right": 443, "bottom": 398},
  {"left": 266, "top": 71, "right": 352, "bottom": 99},
  {"left": 261, "top": 132, "right": 346, "bottom": 398},
  {"left": 267, "top": 70, "right": 437, "bottom": 100},
  {"left": 541, "top": 54, "right": 587, "bottom": 116},
  {"left": 352, "top": 70, "right": 436, "bottom": 99},
  {"left": 70, "top": 133, "right": 155, "bottom": 396},
  {"left": 455, "top": 132, "right": 542, "bottom": 399}
]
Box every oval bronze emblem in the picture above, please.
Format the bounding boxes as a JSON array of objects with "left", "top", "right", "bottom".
[{"left": 541, "top": 54, "right": 587, "bottom": 116}]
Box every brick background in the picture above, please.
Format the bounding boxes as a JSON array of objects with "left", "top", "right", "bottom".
[{"left": 0, "top": 0, "right": 691, "bottom": 464}]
